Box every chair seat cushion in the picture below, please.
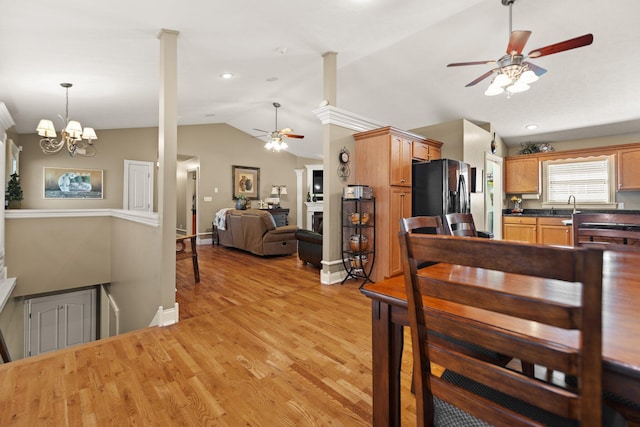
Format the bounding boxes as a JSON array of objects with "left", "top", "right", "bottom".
[{"left": 438, "top": 370, "right": 626, "bottom": 427}]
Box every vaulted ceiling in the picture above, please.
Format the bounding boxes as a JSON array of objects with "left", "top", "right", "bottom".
[{"left": 1, "top": 0, "right": 639, "bottom": 159}]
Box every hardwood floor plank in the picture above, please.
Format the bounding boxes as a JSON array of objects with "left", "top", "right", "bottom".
[{"left": 0, "top": 244, "right": 419, "bottom": 425}]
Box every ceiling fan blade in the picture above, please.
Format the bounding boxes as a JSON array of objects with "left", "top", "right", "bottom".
[
  {"left": 447, "top": 60, "right": 496, "bottom": 67},
  {"left": 280, "top": 127, "right": 293, "bottom": 134},
  {"left": 506, "top": 30, "right": 532, "bottom": 55},
  {"left": 528, "top": 33, "right": 593, "bottom": 58},
  {"left": 284, "top": 134, "right": 304, "bottom": 139},
  {"left": 253, "top": 128, "right": 270, "bottom": 133},
  {"left": 523, "top": 61, "right": 547, "bottom": 77},
  {"left": 465, "top": 69, "right": 497, "bottom": 87}
]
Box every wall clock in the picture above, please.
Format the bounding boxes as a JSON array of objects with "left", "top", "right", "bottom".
[{"left": 338, "top": 147, "right": 350, "bottom": 182}]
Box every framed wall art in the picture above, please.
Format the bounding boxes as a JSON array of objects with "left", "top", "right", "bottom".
[
  {"left": 232, "top": 165, "right": 260, "bottom": 200},
  {"left": 44, "top": 167, "right": 104, "bottom": 199}
]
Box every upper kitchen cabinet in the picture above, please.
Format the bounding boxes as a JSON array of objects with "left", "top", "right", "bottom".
[
  {"left": 412, "top": 139, "right": 442, "bottom": 162},
  {"left": 618, "top": 146, "right": 640, "bottom": 191},
  {"left": 505, "top": 156, "right": 540, "bottom": 194},
  {"left": 390, "top": 134, "right": 412, "bottom": 187}
]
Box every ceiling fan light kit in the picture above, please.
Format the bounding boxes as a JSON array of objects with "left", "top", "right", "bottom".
[
  {"left": 449, "top": 0, "right": 593, "bottom": 97},
  {"left": 255, "top": 102, "right": 304, "bottom": 152},
  {"left": 36, "top": 83, "right": 98, "bottom": 157}
]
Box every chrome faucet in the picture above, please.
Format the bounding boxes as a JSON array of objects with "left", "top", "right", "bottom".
[{"left": 568, "top": 195, "right": 578, "bottom": 214}]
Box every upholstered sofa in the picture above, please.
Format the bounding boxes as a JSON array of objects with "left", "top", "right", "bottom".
[
  {"left": 295, "top": 218, "right": 322, "bottom": 267},
  {"left": 217, "top": 209, "right": 298, "bottom": 256}
]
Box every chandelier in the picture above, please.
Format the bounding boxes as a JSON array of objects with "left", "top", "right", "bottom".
[
  {"left": 36, "top": 83, "right": 98, "bottom": 157},
  {"left": 484, "top": 55, "right": 540, "bottom": 97}
]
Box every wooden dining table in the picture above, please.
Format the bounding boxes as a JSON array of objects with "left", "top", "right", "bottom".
[{"left": 360, "top": 249, "right": 640, "bottom": 427}]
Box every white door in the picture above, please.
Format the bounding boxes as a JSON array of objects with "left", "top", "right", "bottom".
[
  {"left": 124, "top": 160, "right": 154, "bottom": 212},
  {"left": 26, "top": 288, "right": 96, "bottom": 357}
]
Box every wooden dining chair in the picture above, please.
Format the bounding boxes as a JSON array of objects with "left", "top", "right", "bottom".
[
  {"left": 443, "top": 213, "right": 477, "bottom": 237},
  {"left": 400, "top": 216, "right": 445, "bottom": 235},
  {"left": 398, "top": 233, "right": 622, "bottom": 426},
  {"left": 176, "top": 234, "right": 200, "bottom": 283},
  {"left": 573, "top": 212, "right": 640, "bottom": 250}
]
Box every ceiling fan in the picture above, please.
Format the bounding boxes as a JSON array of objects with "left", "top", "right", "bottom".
[
  {"left": 447, "top": 0, "right": 593, "bottom": 96},
  {"left": 254, "top": 102, "right": 304, "bottom": 151}
]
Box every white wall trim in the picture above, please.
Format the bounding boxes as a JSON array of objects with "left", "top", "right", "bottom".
[
  {"left": 312, "top": 105, "right": 387, "bottom": 132},
  {"left": 0, "top": 277, "right": 17, "bottom": 313},
  {"left": 5, "top": 209, "right": 160, "bottom": 227},
  {"left": 150, "top": 303, "right": 180, "bottom": 327},
  {"left": 0, "top": 102, "right": 15, "bottom": 133}
]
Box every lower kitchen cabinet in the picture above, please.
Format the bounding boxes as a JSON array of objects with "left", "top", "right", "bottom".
[
  {"left": 503, "top": 216, "right": 537, "bottom": 243},
  {"left": 503, "top": 216, "right": 572, "bottom": 245},
  {"left": 537, "top": 217, "right": 572, "bottom": 246}
]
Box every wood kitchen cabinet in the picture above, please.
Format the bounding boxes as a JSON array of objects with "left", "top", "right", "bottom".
[
  {"left": 503, "top": 216, "right": 572, "bottom": 245},
  {"left": 390, "top": 135, "right": 412, "bottom": 187},
  {"left": 502, "top": 216, "right": 537, "bottom": 243},
  {"left": 505, "top": 156, "right": 540, "bottom": 194},
  {"left": 388, "top": 187, "right": 411, "bottom": 277},
  {"left": 354, "top": 126, "right": 442, "bottom": 282},
  {"left": 412, "top": 139, "right": 442, "bottom": 162},
  {"left": 618, "top": 147, "right": 640, "bottom": 190},
  {"left": 537, "top": 217, "right": 572, "bottom": 246}
]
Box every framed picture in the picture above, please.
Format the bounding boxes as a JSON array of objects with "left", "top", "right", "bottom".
[
  {"left": 44, "top": 167, "right": 104, "bottom": 199},
  {"left": 232, "top": 165, "right": 260, "bottom": 200}
]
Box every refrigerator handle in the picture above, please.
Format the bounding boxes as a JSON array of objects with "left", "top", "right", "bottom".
[{"left": 458, "top": 174, "right": 468, "bottom": 213}]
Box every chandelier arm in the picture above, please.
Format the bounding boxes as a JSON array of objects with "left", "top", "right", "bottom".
[{"left": 39, "top": 138, "right": 65, "bottom": 154}]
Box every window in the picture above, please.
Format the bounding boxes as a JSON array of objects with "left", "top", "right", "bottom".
[{"left": 543, "top": 155, "right": 615, "bottom": 206}]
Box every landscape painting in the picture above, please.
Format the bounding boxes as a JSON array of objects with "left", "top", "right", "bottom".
[{"left": 44, "top": 167, "right": 104, "bottom": 199}]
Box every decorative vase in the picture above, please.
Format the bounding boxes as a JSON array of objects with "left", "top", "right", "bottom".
[{"left": 235, "top": 199, "right": 247, "bottom": 210}]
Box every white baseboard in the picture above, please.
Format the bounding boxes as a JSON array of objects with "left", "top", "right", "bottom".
[{"left": 150, "top": 303, "right": 180, "bottom": 327}]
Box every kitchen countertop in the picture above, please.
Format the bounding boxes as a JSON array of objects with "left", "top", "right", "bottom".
[{"left": 502, "top": 209, "right": 640, "bottom": 218}]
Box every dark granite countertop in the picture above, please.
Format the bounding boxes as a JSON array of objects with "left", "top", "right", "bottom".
[{"left": 502, "top": 209, "right": 640, "bottom": 218}]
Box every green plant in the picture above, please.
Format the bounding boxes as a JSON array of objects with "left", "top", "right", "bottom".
[
  {"left": 518, "top": 142, "right": 541, "bottom": 155},
  {"left": 6, "top": 172, "right": 23, "bottom": 202},
  {"left": 236, "top": 194, "right": 247, "bottom": 201}
]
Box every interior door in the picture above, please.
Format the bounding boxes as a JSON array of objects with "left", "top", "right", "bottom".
[
  {"left": 26, "top": 288, "right": 96, "bottom": 357},
  {"left": 124, "top": 160, "right": 154, "bottom": 212}
]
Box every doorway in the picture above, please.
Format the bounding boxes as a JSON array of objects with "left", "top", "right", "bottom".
[
  {"left": 177, "top": 157, "right": 200, "bottom": 236},
  {"left": 485, "top": 153, "right": 503, "bottom": 239}
]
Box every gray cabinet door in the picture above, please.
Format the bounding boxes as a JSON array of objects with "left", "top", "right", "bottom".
[{"left": 26, "top": 288, "right": 96, "bottom": 357}]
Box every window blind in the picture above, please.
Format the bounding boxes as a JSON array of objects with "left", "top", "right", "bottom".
[{"left": 546, "top": 157, "right": 611, "bottom": 204}]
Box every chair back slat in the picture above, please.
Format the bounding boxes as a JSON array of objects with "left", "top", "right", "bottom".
[
  {"left": 445, "top": 213, "right": 478, "bottom": 237},
  {"left": 399, "top": 232, "right": 604, "bottom": 426},
  {"left": 400, "top": 216, "right": 444, "bottom": 235}
]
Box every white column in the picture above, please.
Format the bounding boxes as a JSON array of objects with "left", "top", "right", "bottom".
[
  {"left": 158, "top": 29, "right": 179, "bottom": 312},
  {"left": 294, "top": 169, "right": 304, "bottom": 228}
]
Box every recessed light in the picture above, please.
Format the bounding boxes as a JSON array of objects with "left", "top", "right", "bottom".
[
  {"left": 525, "top": 124, "right": 538, "bottom": 130},
  {"left": 220, "top": 73, "right": 234, "bottom": 79}
]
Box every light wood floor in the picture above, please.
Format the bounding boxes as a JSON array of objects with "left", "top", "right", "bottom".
[{"left": 0, "top": 244, "right": 419, "bottom": 426}]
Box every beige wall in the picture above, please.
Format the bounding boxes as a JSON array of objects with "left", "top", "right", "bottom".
[
  {"left": 109, "top": 217, "right": 163, "bottom": 332},
  {"left": 6, "top": 216, "right": 111, "bottom": 297},
  {"left": 17, "top": 123, "right": 315, "bottom": 236},
  {"left": 18, "top": 127, "right": 158, "bottom": 210}
]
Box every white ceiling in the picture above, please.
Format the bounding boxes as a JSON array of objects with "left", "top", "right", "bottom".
[{"left": 2, "top": 0, "right": 640, "bottom": 159}]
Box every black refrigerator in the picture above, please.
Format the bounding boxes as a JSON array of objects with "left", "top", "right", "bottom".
[{"left": 412, "top": 159, "right": 471, "bottom": 219}]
